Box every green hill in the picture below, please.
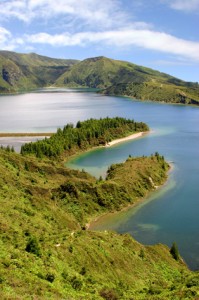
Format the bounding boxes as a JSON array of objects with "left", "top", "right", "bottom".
[
  {"left": 55, "top": 56, "right": 172, "bottom": 88},
  {"left": 55, "top": 56, "right": 199, "bottom": 105},
  {"left": 0, "top": 51, "right": 78, "bottom": 93},
  {"left": 0, "top": 51, "right": 199, "bottom": 105},
  {"left": 0, "top": 118, "right": 199, "bottom": 299}
]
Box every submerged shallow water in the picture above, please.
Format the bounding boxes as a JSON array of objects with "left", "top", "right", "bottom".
[{"left": 0, "top": 89, "right": 199, "bottom": 270}]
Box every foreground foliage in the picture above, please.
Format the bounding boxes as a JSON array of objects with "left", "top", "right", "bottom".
[{"left": 0, "top": 144, "right": 198, "bottom": 299}]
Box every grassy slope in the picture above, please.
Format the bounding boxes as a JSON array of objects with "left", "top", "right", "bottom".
[
  {"left": 0, "top": 51, "right": 78, "bottom": 92},
  {"left": 55, "top": 56, "right": 199, "bottom": 105},
  {"left": 0, "top": 148, "right": 199, "bottom": 299},
  {"left": 104, "top": 81, "right": 199, "bottom": 106}
]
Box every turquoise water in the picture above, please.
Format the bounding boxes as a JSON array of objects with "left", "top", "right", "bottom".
[
  {"left": 67, "top": 98, "right": 199, "bottom": 270},
  {"left": 0, "top": 89, "right": 199, "bottom": 269}
]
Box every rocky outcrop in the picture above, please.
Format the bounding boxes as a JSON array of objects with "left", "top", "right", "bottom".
[{"left": 2, "top": 64, "right": 23, "bottom": 85}]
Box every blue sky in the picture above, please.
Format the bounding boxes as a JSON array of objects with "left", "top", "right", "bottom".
[{"left": 0, "top": 0, "right": 199, "bottom": 82}]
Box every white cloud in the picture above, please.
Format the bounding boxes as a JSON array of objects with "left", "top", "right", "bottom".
[
  {"left": 163, "top": 0, "right": 199, "bottom": 12},
  {"left": 0, "top": 0, "right": 129, "bottom": 29},
  {"left": 0, "top": 26, "right": 25, "bottom": 51},
  {"left": 0, "top": 27, "right": 11, "bottom": 41},
  {"left": 152, "top": 59, "right": 193, "bottom": 66},
  {"left": 0, "top": 27, "right": 12, "bottom": 48},
  {"left": 25, "top": 29, "right": 199, "bottom": 62},
  {"left": 0, "top": 0, "right": 198, "bottom": 66}
]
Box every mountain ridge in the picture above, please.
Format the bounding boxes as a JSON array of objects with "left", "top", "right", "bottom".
[{"left": 0, "top": 51, "right": 198, "bottom": 105}]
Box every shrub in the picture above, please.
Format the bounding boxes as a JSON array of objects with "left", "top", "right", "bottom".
[
  {"left": 70, "top": 276, "right": 83, "bottom": 290},
  {"left": 170, "top": 242, "right": 180, "bottom": 261},
  {"left": 46, "top": 273, "right": 55, "bottom": 283},
  {"left": 25, "top": 236, "right": 41, "bottom": 257}
]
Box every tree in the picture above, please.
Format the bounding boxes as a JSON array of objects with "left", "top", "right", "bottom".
[{"left": 170, "top": 242, "right": 180, "bottom": 261}]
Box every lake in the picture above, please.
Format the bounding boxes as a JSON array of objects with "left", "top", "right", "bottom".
[{"left": 0, "top": 88, "right": 199, "bottom": 270}]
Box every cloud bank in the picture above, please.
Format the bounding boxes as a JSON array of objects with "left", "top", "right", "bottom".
[{"left": 0, "top": 0, "right": 198, "bottom": 64}]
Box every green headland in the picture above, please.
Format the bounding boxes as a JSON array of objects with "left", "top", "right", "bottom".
[{"left": 0, "top": 117, "right": 199, "bottom": 299}]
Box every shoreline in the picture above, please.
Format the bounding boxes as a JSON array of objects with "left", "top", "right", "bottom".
[
  {"left": 87, "top": 161, "right": 173, "bottom": 231},
  {"left": 105, "top": 131, "right": 147, "bottom": 147},
  {"left": 66, "top": 130, "right": 150, "bottom": 164},
  {"left": 0, "top": 133, "right": 53, "bottom": 137}
]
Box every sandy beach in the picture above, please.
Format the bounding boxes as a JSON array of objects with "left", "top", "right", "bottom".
[{"left": 105, "top": 131, "right": 146, "bottom": 147}]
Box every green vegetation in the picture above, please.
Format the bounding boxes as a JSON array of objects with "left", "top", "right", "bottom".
[
  {"left": 1, "top": 51, "right": 199, "bottom": 105},
  {"left": 20, "top": 117, "right": 149, "bottom": 158},
  {"left": 55, "top": 56, "right": 199, "bottom": 105},
  {"left": 170, "top": 242, "right": 180, "bottom": 261},
  {"left": 55, "top": 56, "right": 177, "bottom": 88},
  {"left": 0, "top": 50, "right": 78, "bottom": 93},
  {"left": 0, "top": 117, "right": 199, "bottom": 299},
  {"left": 104, "top": 81, "right": 199, "bottom": 106}
]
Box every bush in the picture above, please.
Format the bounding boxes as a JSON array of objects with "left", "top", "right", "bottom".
[
  {"left": 25, "top": 236, "right": 41, "bottom": 257},
  {"left": 46, "top": 273, "right": 55, "bottom": 283},
  {"left": 70, "top": 276, "right": 83, "bottom": 290},
  {"left": 170, "top": 242, "right": 180, "bottom": 261}
]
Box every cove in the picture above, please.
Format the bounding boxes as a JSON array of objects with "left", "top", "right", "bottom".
[
  {"left": 0, "top": 88, "right": 199, "bottom": 270},
  {"left": 66, "top": 99, "right": 199, "bottom": 270}
]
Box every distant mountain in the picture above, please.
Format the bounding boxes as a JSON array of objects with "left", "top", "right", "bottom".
[
  {"left": 55, "top": 56, "right": 199, "bottom": 105},
  {"left": 0, "top": 51, "right": 78, "bottom": 93},
  {"left": 0, "top": 51, "right": 199, "bottom": 105}
]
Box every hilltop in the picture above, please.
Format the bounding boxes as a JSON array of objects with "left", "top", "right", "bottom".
[
  {"left": 0, "top": 51, "right": 199, "bottom": 105},
  {"left": 0, "top": 118, "right": 199, "bottom": 299}
]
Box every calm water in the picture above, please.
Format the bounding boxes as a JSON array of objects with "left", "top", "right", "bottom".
[{"left": 0, "top": 89, "right": 199, "bottom": 270}]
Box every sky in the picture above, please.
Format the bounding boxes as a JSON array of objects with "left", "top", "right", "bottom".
[{"left": 0, "top": 0, "right": 199, "bottom": 82}]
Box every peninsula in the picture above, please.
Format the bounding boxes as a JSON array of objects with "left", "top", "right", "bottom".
[{"left": 1, "top": 117, "right": 199, "bottom": 299}]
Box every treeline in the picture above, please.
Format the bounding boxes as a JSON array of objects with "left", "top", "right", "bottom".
[
  {"left": 0, "top": 145, "right": 15, "bottom": 152},
  {"left": 21, "top": 117, "right": 149, "bottom": 158}
]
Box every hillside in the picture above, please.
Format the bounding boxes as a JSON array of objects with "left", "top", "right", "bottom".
[
  {"left": 55, "top": 56, "right": 199, "bottom": 105},
  {"left": 55, "top": 56, "right": 174, "bottom": 88},
  {"left": 0, "top": 147, "right": 199, "bottom": 299},
  {"left": 0, "top": 117, "right": 199, "bottom": 299},
  {"left": 0, "top": 51, "right": 199, "bottom": 104},
  {"left": 0, "top": 51, "right": 78, "bottom": 93}
]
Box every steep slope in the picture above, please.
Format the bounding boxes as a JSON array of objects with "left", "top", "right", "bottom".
[
  {"left": 0, "top": 146, "right": 198, "bottom": 299},
  {"left": 55, "top": 56, "right": 199, "bottom": 105},
  {"left": 0, "top": 51, "right": 78, "bottom": 93}
]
